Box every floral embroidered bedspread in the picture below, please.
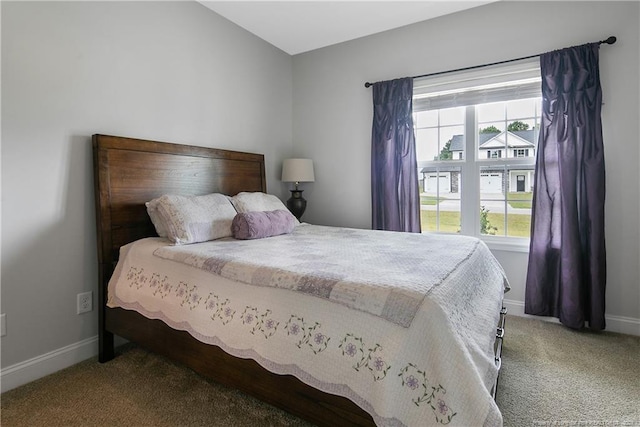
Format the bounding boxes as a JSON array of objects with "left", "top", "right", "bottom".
[
  {"left": 153, "top": 224, "right": 506, "bottom": 328},
  {"left": 108, "top": 225, "right": 509, "bottom": 426}
]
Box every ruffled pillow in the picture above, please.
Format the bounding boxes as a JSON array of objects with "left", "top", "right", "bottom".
[
  {"left": 230, "top": 192, "right": 299, "bottom": 224},
  {"left": 146, "top": 193, "right": 237, "bottom": 245},
  {"left": 232, "top": 209, "right": 296, "bottom": 240},
  {"left": 146, "top": 202, "right": 169, "bottom": 237}
]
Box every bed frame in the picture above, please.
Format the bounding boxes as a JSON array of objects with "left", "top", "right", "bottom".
[
  {"left": 93, "top": 134, "right": 378, "bottom": 426},
  {"left": 93, "top": 134, "right": 506, "bottom": 426}
]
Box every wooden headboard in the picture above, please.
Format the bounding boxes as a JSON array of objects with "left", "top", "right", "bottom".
[
  {"left": 92, "top": 134, "right": 266, "bottom": 283},
  {"left": 91, "top": 135, "right": 376, "bottom": 426}
]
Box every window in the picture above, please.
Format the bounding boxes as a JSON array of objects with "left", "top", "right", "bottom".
[
  {"left": 413, "top": 60, "right": 541, "bottom": 243},
  {"left": 414, "top": 107, "right": 463, "bottom": 233}
]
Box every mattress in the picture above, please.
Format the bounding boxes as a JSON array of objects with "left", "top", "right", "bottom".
[{"left": 108, "top": 224, "right": 509, "bottom": 426}]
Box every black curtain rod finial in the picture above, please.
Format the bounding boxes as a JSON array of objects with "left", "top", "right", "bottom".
[
  {"left": 364, "top": 82, "right": 372, "bottom": 88},
  {"left": 600, "top": 36, "right": 617, "bottom": 45}
]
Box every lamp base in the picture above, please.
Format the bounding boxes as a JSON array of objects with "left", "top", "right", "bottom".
[{"left": 286, "top": 190, "right": 307, "bottom": 220}]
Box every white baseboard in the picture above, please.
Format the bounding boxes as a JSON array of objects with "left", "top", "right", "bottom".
[
  {"left": 503, "top": 299, "right": 640, "bottom": 336},
  {"left": 1, "top": 335, "right": 98, "bottom": 393}
]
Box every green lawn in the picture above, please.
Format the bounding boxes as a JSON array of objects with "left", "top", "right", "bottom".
[
  {"left": 486, "top": 212, "right": 532, "bottom": 237},
  {"left": 506, "top": 192, "right": 533, "bottom": 209},
  {"left": 421, "top": 210, "right": 460, "bottom": 233},
  {"left": 480, "top": 192, "right": 533, "bottom": 209},
  {"left": 420, "top": 209, "right": 531, "bottom": 237},
  {"left": 420, "top": 195, "right": 446, "bottom": 205}
]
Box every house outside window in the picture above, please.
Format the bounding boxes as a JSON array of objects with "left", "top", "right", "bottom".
[
  {"left": 487, "top": 149, "right": 502, "bottom": 158},
  {"left": 413, "top": 60, "right": 541, "bottom": 244}
]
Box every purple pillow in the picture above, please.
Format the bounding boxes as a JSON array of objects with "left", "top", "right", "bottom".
[{"left": 232, "top": 209, "right": 296, "bottom": 240}]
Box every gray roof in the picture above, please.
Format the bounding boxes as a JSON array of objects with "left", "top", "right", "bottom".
[
  {"left": 420, "top": 166, "right": 461, "bottom": 173},
  {"left": 450, "top": 134, "right": 464, "bottom": 151},
  {"left": 449, "top": 130, "right": 536, "bottom": 151},
  {"left": 420, "top": 164, "right": 535, "bottom": 173},
  {"left": 510, "top": 129, "right": 536, "bottom": 143}
]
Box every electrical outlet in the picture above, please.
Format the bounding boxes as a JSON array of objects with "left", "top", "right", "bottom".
[
  {"left": 1, "top": 314, "right": 6, "bottom": 337},
  {"left": 77, "top": 291, "right": 93, "bottom": 314}
]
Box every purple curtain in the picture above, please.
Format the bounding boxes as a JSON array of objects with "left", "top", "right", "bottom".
[
  {"left": 525, "top": 43, "right": 606, "bottom": 330},
  {"left": 371, "top": 77, "right": 421, "bottom": 233}
]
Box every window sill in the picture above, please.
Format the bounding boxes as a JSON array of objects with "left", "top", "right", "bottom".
[{"left": 482, "top": 237, "right": 530, "bottom": 253}]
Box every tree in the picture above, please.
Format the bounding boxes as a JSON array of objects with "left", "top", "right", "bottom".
[
  {"left": 480, "top": 121, "right": 530, "bottom": 134},
  {"left": 480, "top": 125, "right": 501, "bottom": 134},
  {"left": 507, "top": 121, "right": 530, "bottom": 131},
  {"left": 436, "top": 139, "right": 453, "bottom": 160}
]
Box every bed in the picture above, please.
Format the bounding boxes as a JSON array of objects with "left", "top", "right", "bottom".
[{"left": 93, "top": 134, "right": 508, "bottom": 427}]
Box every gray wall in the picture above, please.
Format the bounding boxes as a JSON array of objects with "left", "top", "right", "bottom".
[
  {"left": 2, "top": 0, "right": 639, "bottom": 375},
  {"left": 1, "top": 1, "right": 292, "bottom": 368},
  {"left": 292, "top": 2, "right": 640, "bottom": 325}
]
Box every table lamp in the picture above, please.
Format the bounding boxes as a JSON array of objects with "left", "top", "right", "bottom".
[{"left": 281, "top": 158, "right": 315, "bottom": 220}]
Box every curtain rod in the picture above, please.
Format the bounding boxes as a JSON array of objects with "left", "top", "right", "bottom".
[{"left": 364, "top": 36, "right": 617, "bottom": 88}]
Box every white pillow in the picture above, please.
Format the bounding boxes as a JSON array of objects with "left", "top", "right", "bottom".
[
  {"left": 231, "top": 192, "right": 290, "bottom": 214},
  {"left": 146, "top": 201, "right": 169, "bottom": 237},
  {"left": 231, "top": 192, "right": 299, "bottom": 225},
  {"left": 146, "top": 193, "right": 237, "bottom": 245}
]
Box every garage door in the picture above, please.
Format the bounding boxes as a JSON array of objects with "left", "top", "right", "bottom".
[
  {"left": 425, "top": 173, "right": 451, "bottom": 193},
  {"left": 480, "top": 173, "right": 502, "bottom": 192}
]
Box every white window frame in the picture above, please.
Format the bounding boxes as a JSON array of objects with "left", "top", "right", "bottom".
[{"left": 413, "top": 59, "right": 540, "bottom": 252}]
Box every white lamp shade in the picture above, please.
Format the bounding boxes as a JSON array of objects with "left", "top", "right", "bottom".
[{"left": 281, "top": 158, "right": 315, "bottom": 183}]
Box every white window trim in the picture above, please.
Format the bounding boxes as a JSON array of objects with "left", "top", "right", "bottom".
[
  {"left": 414, "top": 59, "right": 540, "bottom": 252},
  {"left": 414, "top": 59, "right": 541, "bottom": 110},
  {"left": 483, "top": 236, "right": 531, "bottom": 253}
]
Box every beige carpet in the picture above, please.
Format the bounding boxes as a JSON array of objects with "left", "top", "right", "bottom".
[
  {"left": 496, "top": 316, "right": 639, "bottom": 426},
  {"left": 1, "top": 316, "right": 639, "bottom": 426}
]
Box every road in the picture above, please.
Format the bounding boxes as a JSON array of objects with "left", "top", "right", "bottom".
[{"left": 420, "top": 193, "right": 531, "bottom": 214}]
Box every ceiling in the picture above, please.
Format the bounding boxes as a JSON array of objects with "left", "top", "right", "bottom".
[{"left": 200, "top": 1, "right": 498, "bottom": 55}]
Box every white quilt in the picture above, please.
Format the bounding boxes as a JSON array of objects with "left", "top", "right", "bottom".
[{"left": 108, "top": 225, "right": 509, "bottom": 426}]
